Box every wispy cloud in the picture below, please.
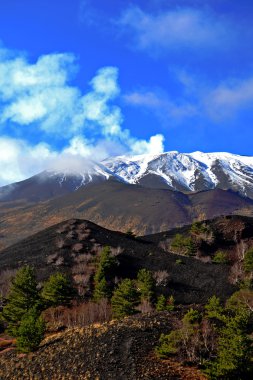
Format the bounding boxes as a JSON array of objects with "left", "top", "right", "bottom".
[
  {"left": 118, "top": 6, "right": 232, "bottom": 54},
  {"left": 124, "top": 89, "right": 197, "bottom": 123},
  {"left": 78, "top": 0, "right": 103, "bottom": 26},
  {"left": 204, "top": 77, "right": 253, "bottom": 120}
]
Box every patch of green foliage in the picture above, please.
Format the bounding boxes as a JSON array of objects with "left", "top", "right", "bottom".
[
  {"left": 212, "top": 251, "right": 229, "bottom": 264},
  {"left": 190, "top": 221, "right": 208, "bottom": 235},
  {"left": 170, "top": 234, "right": 196, "bottom": 256},
  {"left": 205, "top": 313, "right": 253, "bottom": 379},
  {"left": 156, "top": 294, "right": 175, "bottom": 312},
  {"left": 243, "top": 248, "right": 253, "bottom": 273},
  {"left": 156, "top": 307, "right": 201, "bottom": 359},
  {"left": 205, "top": 295, "right": 224, "bottom": 320},
  {"left": 156, "top": 292, "right": 253, "bottom": 379}
]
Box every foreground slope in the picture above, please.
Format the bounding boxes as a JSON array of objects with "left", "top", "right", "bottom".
[{"left": 0, "top": 312, "right": 206, "bottom": 380}]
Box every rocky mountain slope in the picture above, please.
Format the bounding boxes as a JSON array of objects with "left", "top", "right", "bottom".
[
  {"left": 1, "top": 179, "right": 253, "bottom": 250},
  {"left": 0, "top": 162, "right": 114, "bottom": 202}
]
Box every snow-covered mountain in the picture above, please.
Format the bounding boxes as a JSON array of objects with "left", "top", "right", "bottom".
[
  {"left": 1, "top": 151, "right": 253, "bottom": 202},
  {"left": 103, "top": 151, "right": 253, "bottom": 198}
]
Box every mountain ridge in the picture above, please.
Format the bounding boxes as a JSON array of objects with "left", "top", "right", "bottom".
[{"left": 1, "top": 150, "right": 253, "bottom": 202}]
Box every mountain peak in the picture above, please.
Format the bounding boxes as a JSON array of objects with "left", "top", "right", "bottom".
[{"left": 1, "top": 151, "right": 253, "bottom": 202}]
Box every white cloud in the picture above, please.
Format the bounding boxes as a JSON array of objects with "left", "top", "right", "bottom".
[
  {"left": 125, "top": 71, "right": 253, "bottom": 125},
  {"left": 119, "top": 6, "right": 231, "bottom": 54},
  {"left": 124, "top": 90, "right": 197, "bottom": 121},
  {"left": 130, "top": 134, "right": 165, "bottom": 155},
  {"left": 0, "top": 48, "right": 166, "bottom": 185},
  {"left": 205, "top": 77, "right": 253, "bottom": 119},
  {"left": 0, "top": 137, "right": 57, "bottom": 185},
  {"left": 0, "top": 133, "right": 165, "bottom": 186},
  {"left": 0, "top": 52, "right": 124, "bottom": 137}
]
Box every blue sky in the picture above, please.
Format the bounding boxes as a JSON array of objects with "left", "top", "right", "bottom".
[{"left": 0, "top": 0, "right": 253, "bottom": 184}]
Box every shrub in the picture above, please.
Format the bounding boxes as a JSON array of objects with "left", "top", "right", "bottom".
[
  {"left": 190, "top": 221, "right": 208, "bottom": 235},
  {"left": 156, "top": 295, "right": 175, "bottom": 312},
  {"left": 226, "top": 289, "right": 253, "bottom": 316},
  {"left": 182, "top": 308, "right": 201, "bottom": 325},
  {"left": 213, "top": 251, "right": 229, "bottom": 264},
  {"left": 126, "top": 230, "right": 136, "bottom": 238}
]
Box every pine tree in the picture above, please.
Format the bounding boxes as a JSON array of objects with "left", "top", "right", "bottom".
[
  {"left": 93, "top": 246, "right": 117, "bottom": 301},
  {"left": 41, "top": 272, "right": 75, "bottom": 307},
  {"left": 2, "top": 266, "right": 40, "bottom": 336},
  {"left": 94, "top": 246, "right": 117, "bottom": 282},
  {"left": 111, "top": 279, "right": 139, "bottom": 318},
  {"left": 16, "top": 307, "right": 45, "bottom": 353},
  {"left": 136, "top": 269, "right": 155, "bottom": 302},
  {"left": 93, "top": 277, "right": 111, "bottom": 301}
]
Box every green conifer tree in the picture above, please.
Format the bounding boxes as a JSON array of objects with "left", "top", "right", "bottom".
[
  {"left": 16, "top": 307, "right": 45, "bottom": 353},
  {"left": 2, "top": 266, "right": 40, "bottom": 336},
  {"left": 111, "top": 279, "right": 139, "bottom": 318},
  {"left": 93, "top": 277, "right": 111, "bottom": 301},
  {"left": 93, "top": 246, "right": 117, "bottom": 301},
  {"left": 41, "top": 272, "right": 75, "bottom": 307},
  {"left": 136, "top": 269, "right": 155, "bottom": 302}
]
